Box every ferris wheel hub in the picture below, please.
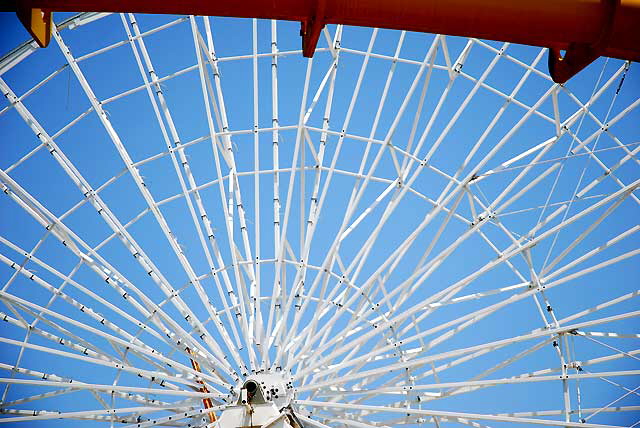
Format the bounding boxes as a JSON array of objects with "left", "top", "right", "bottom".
[{"left": 217, "top": 371, "right": 299, "bottom": 428}]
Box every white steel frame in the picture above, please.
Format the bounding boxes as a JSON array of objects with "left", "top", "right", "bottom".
[{"left": 0, "top": 11, "right": 638, "bottom": 427}]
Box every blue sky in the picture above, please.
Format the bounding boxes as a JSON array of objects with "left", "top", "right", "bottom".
[{"left": 0, "top": 10, "right": 638, "bottom": 427}]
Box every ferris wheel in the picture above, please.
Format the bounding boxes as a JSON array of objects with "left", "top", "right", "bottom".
[{"left": 0, "top": 6, "right": 639, "bottom": 428}]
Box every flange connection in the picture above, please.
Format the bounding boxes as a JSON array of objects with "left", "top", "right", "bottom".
[{"left": 217, "top": 371, "right": 300, "bottom": 428}]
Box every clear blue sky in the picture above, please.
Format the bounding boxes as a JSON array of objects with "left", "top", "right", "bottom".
[{"left": 0, "top": 10, "right": 638, "bottom": 427}]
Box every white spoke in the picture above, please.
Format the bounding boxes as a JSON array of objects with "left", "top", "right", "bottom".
[{"left": 1, "top": 12, "right": 637, "bottom": 427}]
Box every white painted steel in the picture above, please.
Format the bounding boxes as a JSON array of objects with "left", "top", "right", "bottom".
[{"left": 0, "top": 11, "right": 638, "bottom": 427}]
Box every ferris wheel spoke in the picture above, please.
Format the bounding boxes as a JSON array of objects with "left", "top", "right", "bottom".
[
  {"left": 563, "top": 104, "right": 639, "bottom": 165},
  {"left": 295, "top": 159, "right": 567, "bottom": 370},
  {"left": 267, "top": 55, "right": 313, "bottom": 361},
  {"left": 577, "top": 333, "right": 640, "bottom": 363},
  {"left": 286, "top": 29, "right": 382, "bottom": 360},
  {"left": 0, "top": 334, "right": 208, "bottom": 391},
  {"left": 418, "top": 339, "right": 556, "bottom": 403},
  {"left": 0, "top": 227, "right": 178, "bottom": 349},
  {"left": 337, "top": 324, "right": 554, "bottom": 398},
  {"left": 0, "top": 290, "right": 229, "bottom": 392},
  {"left": 388, "top": 415, "right": 491, "bottom": 428},
  {"left": 384, "top": 196, "right": 528, "bottom": 321},
  {"left": 296, "top": 308, "right": 640, "bottom": 392},
  {"left": 263, "top": 19, "right": 281, "bottom": 366},
  {"left": 389, "top": 333, "right": 633, "bottom": 399},
  {"left": 302, "top": 280, "right": 528, "bottom": 383},
  {"left": 45, "top": 30, "right": 241, "bottom": 377},
  {"left": 189, "top": 18, "right": 258, "bottom": 369},
  {"left": 269, "top": 32, "right": 357, "bottom": 361},
  {"left": 557, "top": 292, "right": 640, "bottom": 328},
  {"left": 1, "top": 13, "right": 637, "bottom": 426},
  {"left": 295, "top": 400, "right": 621, "bottom": 427},
  {"left": 313, "top": 370, "right": 640, "bottom": 401},
  {"left": 579, "top": 331, "right": 640, "bottom": 340},
  {"left": 0, "top": 378, "right": 220, "bottom": 400},
  {"left": 329, "top": 32, "right": 436, "bottom": 251},
  {"left": 540, "top": 201, "right": 636, "bottom": 280},
  {"left": 316, "top": 370, "right": 639, "bottom": 413},
  {"left": 410, "top": 41, "right": 509, "bottom": 179},
  {"left": 422, "top": 46, "right": 549, "bottom": 186},
  {"left": 375, "top": 196, "right": 499, "bottom": 320},
  {"left": 314, "top": 416, "right": 391, "bottom": 428},
  {"left": 581, "top": 383, "right": 640, "bottom": 425},
  {"left": 575, "top": 144, "right": 640, "bottom": 204},
  {"left": 313, "top": 245, "right": 640, "bottom": 387},
  {"left": 294, "top": 414, "right": 336, "bottom": 428},
  {"left": 120, "top": 13, "right": 248, "bottom": 376},
  {"left": 302, "top": 123, "right": 565, "bottom": 359},
  {"left": 561, "top": 125, "right": 640, "bottom": 207},
  {"left": 266, "top": 50, "right": 347, "bottom": 354},
  {"left": 275, "top": 42, "right": 344, "bottom": 370},
  {"left": 335, "top": 36, "right": 444, "bottom": 268},
  {"left": 1, "top": 253, "right": 214, "bottom": 390},
  {"left": 249, "top": 17, "right": 267, "bottom": 368},
  {"left": 305, "top": 290, "right": 535, "bottom": 385},
  {"left": 0, "top": 296, "right": 175, "bottom": 383},
  {"left": 1, "top": 388, "right": 92, "bottom": 410},
  {"left": 589, "top": 377, "right": 640, "bottom": 403},
  {"left": 397, "top": 175, "right": 639, "bottom": 331},
  {"left": 0, "top": 64, "right": 67, "bottom": 119},
  {"left": 0, "top": 403, "right": 200, "bottom": 425},
  {"left": 121, "top": 404, "right": 223, "bottom": 427},
  {"left": 0, "top": 226, "right": 51, "bottom": 301},
  {"left": 378, "top": 404, "right": 640, "bottom": 425},
  {"left": 346, "top": 30, "right": 407, "bottom": 198},
  {"left": 0, "top": 169, "right": 233, "bottom": 376},
  {"left": 564, "top": 84, "right": 637, "bottom": 159},
  {"left": 499, "top": 406, "right": 640, "bottom": 420},
  {"left": 399, "top": 47, "right": 440, "bottom": 176}
]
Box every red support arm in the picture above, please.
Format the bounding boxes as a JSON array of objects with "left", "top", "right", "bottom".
[{"left": 6, "top": 0, "right": 640, "bottom": 82}]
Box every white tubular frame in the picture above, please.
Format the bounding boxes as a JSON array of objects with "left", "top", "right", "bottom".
[{"left": 0, "top": 11, "right": 638, "bottom": 428}]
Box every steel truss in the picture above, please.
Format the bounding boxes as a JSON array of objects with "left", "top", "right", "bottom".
[{"left": 0, "top": 12, "right": 638, "bottom": 427}]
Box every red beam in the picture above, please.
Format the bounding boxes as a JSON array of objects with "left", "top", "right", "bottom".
[{"left": 7, "top": 0, "right": 640, "bottom": 82}]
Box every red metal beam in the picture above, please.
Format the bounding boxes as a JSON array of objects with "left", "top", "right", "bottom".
[
  {"left": 14, "top": 6, "right": 51, "bottom": 48},
  {"left": 186, "top": 348, "right": 217, "bottom": 424},
  {"left": 7, "top": 0, "right": 640, "bottom": 82}
]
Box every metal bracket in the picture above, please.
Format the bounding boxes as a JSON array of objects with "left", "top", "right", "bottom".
[
  {"left": 548, "top": 0, "right": 618, "bottom": 83},
  {"left": 301, "top": 0, "right": 326, "bottom": 57},
  {"left": 16, "top": 7, "right": 52, "bottom": 48}
]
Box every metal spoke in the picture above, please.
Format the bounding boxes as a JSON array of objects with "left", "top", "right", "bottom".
[{"left": 1, "top": 12, "right": 637, "bottom": 427}]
